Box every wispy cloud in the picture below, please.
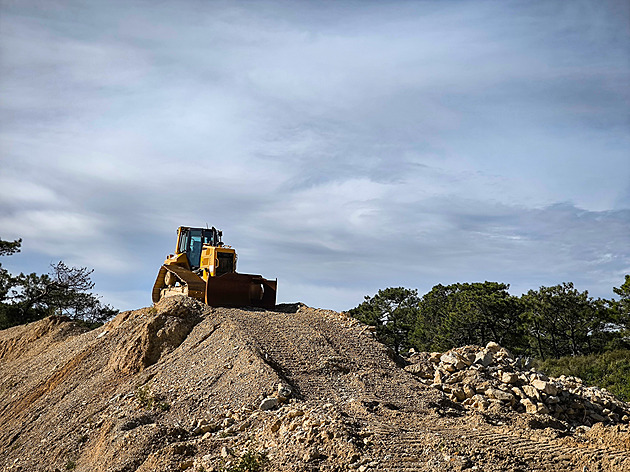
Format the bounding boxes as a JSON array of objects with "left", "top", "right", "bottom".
[{"left": 1, "top": 0, "right": 628, "bottom": 310}]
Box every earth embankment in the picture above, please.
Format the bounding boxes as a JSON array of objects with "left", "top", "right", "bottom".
[{"left": 0, "top": 296, "right": 628, "bottom": 471}]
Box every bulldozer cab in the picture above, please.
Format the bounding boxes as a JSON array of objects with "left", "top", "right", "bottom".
[{"left": 177, "top": 226, "right": 221, "bottom": 270}]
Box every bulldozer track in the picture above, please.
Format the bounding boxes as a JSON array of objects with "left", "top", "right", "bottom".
[
  {"left": 369, "top": 423, "right": 630, "bottom": 471},
  {"left": 153, "top": 264, "right": 206, "bottom": 303},
  {"left": 230, "top": 311, "right": 339, "bottom": 399},
  {"left": 229, "top": 309, "right": 405, "bottom": 404}
]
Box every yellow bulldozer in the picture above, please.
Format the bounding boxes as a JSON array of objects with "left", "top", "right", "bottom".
[{"left": 152, "top": 226, "right": 277, "bottom": 309}]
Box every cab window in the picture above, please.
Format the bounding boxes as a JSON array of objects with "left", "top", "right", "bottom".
[
  {"left": 201, "top": 229, "right": 215, "bottom": 246},
  {"left": 178, "top": 228, "right": 189, "bottom": 254},
  {"left": 188, "top": 229, "right": 204, "bottom": 269}
]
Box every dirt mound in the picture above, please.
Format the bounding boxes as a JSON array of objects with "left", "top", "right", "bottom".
[
  {"left": 0, "top": 315, "right": 86, "bottom": 363},
  {"left": 107, "top": 297, "right": 205, "bottom": 374},
  {"left": 1, "top": 297, "right": 629, "bottom": 471}
]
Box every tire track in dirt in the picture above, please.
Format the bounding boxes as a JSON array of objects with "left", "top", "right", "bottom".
[
  {"left": 228, "top": 309, "right": 343, "bottom": 400},
  {"left": 370, "top": 422, "right": 630, "bottom": 471},
  {"left": 462, "top": 427, "right": 630, "bottom": 467}
]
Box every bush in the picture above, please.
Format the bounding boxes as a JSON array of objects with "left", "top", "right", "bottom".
[
  {"left": 534, "top": 349, "right": 630, "bottom": 402},
  {"left": 135, "top": 385, "right": 170, "bottom": 411},
  {"left": 348, "top": 287, "right": 419, "bottom": 355},
  {"left": 1, "top": 237, "right": 117, "bottom": 330},
  {"left": 220, "top": 450, "right": 269, "bottom": 472}
]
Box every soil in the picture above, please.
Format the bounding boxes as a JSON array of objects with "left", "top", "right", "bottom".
[{"left": 0, "top": 296, "right": 628, "bottom": 472}]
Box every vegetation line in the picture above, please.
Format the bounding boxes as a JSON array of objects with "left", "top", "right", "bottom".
[
  {"left": 0, "top": 238, "right": 117, "bottom": 330},
  {"left": 349, "top": 278, "right": 630, "bottom": 400}
]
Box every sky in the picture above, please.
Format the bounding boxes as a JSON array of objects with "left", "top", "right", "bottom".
[{"left": 1, "top": 0, "right": 629, "bottom": 312}]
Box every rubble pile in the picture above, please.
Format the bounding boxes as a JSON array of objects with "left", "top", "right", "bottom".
[
  {"left": 190, "top": 398, "right": 364, "bottom": 472},
  {"left": 405, "top": 342, "right": 630, "bottom": 428}
]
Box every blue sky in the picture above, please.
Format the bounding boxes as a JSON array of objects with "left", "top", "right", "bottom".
[{"left": 1, "top": 0, "right": 629, "bottom": 311}]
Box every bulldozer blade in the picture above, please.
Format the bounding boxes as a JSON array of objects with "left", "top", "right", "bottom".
[
  {"left": 152, "top": 264, "right": 206, "bottom": 303},
  {"left": 205, "top": 273, "right": 277, "bottom": 309}
]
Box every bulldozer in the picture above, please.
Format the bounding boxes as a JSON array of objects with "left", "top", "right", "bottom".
[{"left": 152, "top": 226, "right": 277, "bottom": 309}]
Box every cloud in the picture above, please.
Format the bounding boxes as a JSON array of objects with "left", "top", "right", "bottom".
[{"left": 0, "top": 0, "right": 628, "bottom": 311}]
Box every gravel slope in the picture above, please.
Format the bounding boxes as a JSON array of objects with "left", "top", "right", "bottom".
[{"left": 0, "top": 296, "right": 628, "bottom": 472}]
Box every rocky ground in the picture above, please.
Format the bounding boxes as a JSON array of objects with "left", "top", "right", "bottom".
[{"left": 0, "top": 296, "right": 629, "bottom": 472}]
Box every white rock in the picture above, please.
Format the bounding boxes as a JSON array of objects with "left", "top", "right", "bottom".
[
  {"left": 485, "top": 388, "right": 515, "bottom": 404},
  {"left": 485, "top": 342, "right": 501, "bottom": 353},
  {"left": 522, "top": 385, "right": 541, "bottom": 400},
  {"left": 531, "top": 379, "right": 558, "bottom": 396},
  {"left": 521, "top": 398, "right": 538, "bottom": 413},
  {"left": 474, "top": 350, "right": 493, "bottom": 367}
]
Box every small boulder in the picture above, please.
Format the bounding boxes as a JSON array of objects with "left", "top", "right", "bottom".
[
  {"left": 451, "top": 387, "right": 467, "bottom": 402},
  {"left": 532, "top": 379, "right": 558, "bottom": 396},
  {"left": 521, "top": 398, "right": 538, "bottom": 414},
  {"left": 278, "top": 384, "right": 293, "bottom": 401},
  {"left": 440, "top": 351, "right": 466, "bottom": 370},
  {"left": 463, "top": 384, "right": 476, "bottom": 399},
  {"left": 590, "top": 412, "right": 607, "bottom": 423},
  {"left": 287, "top": 409, "right": 305, "bottom": 419},
  {"left": 405, "top": 363, "right": 434, "bottom": 379},
  {"left": 522, "top": 385, "right": 541, "bottom": 400},
  {"left": 537, "top": 403, "right": 550, "bottom": 415},
  {"left": 485, "top": 388, "right": 515, "bottom": 404},
  {"left": 434, "top": 370, "right": 444, "bottom": 384},
  {"left": 485, "top": 342, "right": 501, "bottom": 353},
  {"left": 430, "top": 352, "right": 442, "bottom": 363},
  {"left": 501, "top": 372, "right": 519, "bottom": 384},
  {"left": 259, "top": 397, "right": 278, "bottom": 411},
  {"left": 474, "top": 350, "right": 493, "bottom": 367}
]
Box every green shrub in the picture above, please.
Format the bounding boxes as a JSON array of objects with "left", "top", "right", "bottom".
[
  {"left": 534, "top": 349, "right": 630, "bottom": 402},
  {"left": 135, "top": 385, "right": 170, "bottom": 411},
  {"left": 219, "top": 450, "right": 269, "bottom": 472}
]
